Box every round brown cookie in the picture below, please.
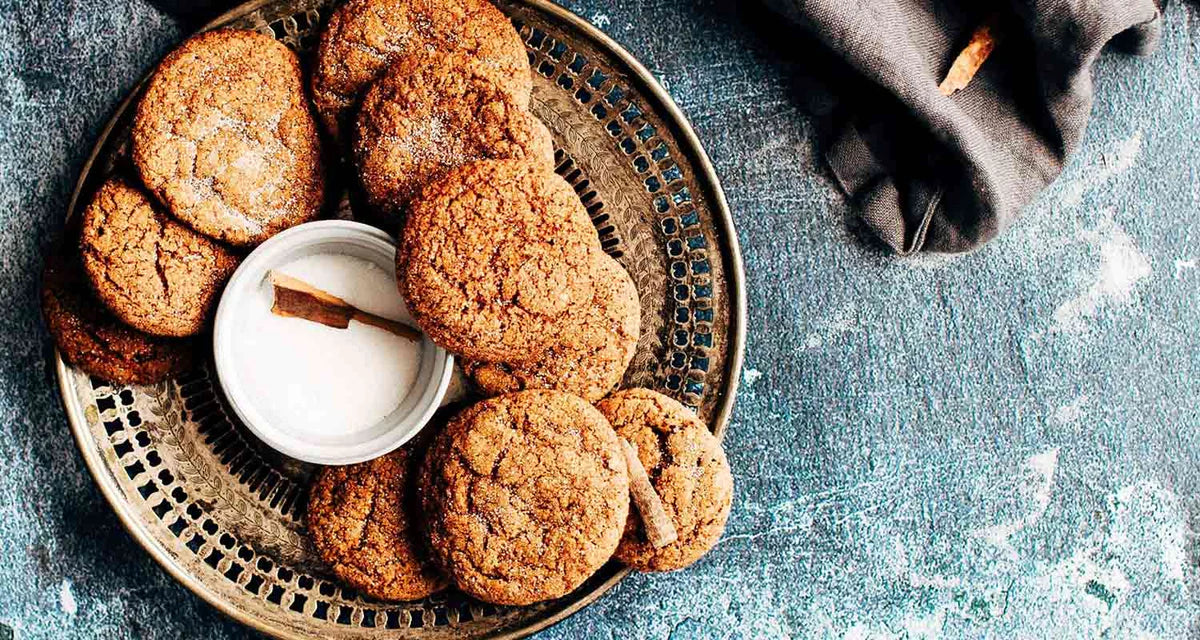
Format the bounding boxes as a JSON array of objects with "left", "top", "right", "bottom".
[
  {"left": 307, "top": 448, "right": 448, "bottom": 601},
  {"left": 398, "top": 159, "right": 603, "bottom": 363},
  {"left": 80, "top": 179, "right": 240, "bottom": 337},
  {"left": 312, "top": 0, "right": 531, "bottom": 143},
  {"left": 595, "top": 388, "right": 733, "bottom": 572},
  {"left": 41, "top": 252, "right": 195, "bottom": 385},
  {"left": 464, "top": 253, "right": 641, "bottom": 402},
  {"left": 354, "top": 48, "right": 554, "bottom": 223},
  {"left": 420, "top": 390, "right": 629, "bottom": 605},
  {"left": 132, "top": 28, "right": 324, "bottom": 246}
]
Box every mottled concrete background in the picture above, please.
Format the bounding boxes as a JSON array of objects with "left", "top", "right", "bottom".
[{"left": 1, "top": 0, "right": 1198, "bottom": 638}]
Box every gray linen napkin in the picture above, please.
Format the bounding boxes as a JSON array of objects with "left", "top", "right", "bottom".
[{"left": 765, "top": 0, "right": 1164, "bottom": 254}]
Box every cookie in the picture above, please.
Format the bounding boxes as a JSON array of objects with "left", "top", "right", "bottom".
[
  {"left": 595, "top": 389, "right": 732, "bottom": 572},
  {"left": 354, "top": 48, "right": 554, "bottom": 224},
  {"left": 306, "top": 448, "right": 448, "bottom": 601},
  {"left": 398, "top": 159, "right": 603, "bottom": 363},
  {"left": 41, "top": 252, "right": 195, "bottom": 385},
  {"left": 465, "top": 253, "right": 641, "bottom": 402},
  {"left": 132, "top": 28, "right": 325, "bottom": 246},
  {"left": 312, "top": 0, "right": 531, "bottom": 143},
  {"left": 80, "top": 178, "right": 240, "bottom": 337},
  {"left": 420, "top": 390, "right": 629, "bottom": 605}
]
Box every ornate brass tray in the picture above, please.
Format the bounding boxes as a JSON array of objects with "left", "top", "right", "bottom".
[{"left": 58, "top": 0, "right": 745, "bottom": 637}]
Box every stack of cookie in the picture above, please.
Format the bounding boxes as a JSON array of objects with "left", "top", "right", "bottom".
[
  {"left": 399, "top": 159, "right": 641, "bottom": 402},
  {"left": 309, "top": 387, "right": 733, "bottom": 606},
  {"left": 43, "top": 29, "right": 326, "bottom": 384},
  {"left": 300, "top": 0, "right": 733, "bottom": 607},
  {"left": 308, "top": 0, "right": 637, "bottom": 400},
  {"left": 310, "top": 0, "right": 548, "bottom": 228}
]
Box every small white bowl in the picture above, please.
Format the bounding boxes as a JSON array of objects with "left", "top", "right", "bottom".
[{"left": 212, "top": 220, "right": 453, "bottom": 465}]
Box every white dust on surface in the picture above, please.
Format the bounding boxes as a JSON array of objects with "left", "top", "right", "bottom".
[
  {"left": 803, "top": 303, "right": 858, "bottom": 349},
  {"left": 952, "top": 129, "right": 1156, "bottom": 338},
  {"left": 901, "top": 251, "right": 970, "bottom": 271},
  {"left": 740, "top": 367, "right": 764, "bottom": 401},
  {"left": 1051, "top": 210, "right": 1152, "bottom": 334},
  {"left": 886, "top": 536, "right": 963, "bottom": 591},
  {"left": 901, "top": 611, "right": 947, "bottom": 638},
  {"left": 999, "top": 480, "right": 1191, "bottom": 637},
  {"left": 1060, "top": 131, "right": 1143, "bottom": 208},
  {"left": 1054, "top": 394, "right": 1089, "bottom": 424},
  {"left": 972, "top": 449, "right": 1060, "bottom": 556},
  {"left": 1174, "top": 258, "right": 1196, "bottom": 278},
  {"left": 844, "top": 478, "right": 1191, "bottom": 637},
  {"left": 1040, "top": 131, "right": 1149, "bottom": 335},
  {"left": 59, "top": 579, "right": 77, "bottom": 615}
]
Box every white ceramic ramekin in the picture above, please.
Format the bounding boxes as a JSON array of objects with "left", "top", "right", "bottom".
[{"left": 212, "top": 220, "right": 453, "bottom": 465}]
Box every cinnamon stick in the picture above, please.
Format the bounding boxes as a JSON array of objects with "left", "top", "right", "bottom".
[
  {"left": 939, "top": 15, "right": 1000, "bottom": 97},
  {"left": 269, "top": 270, "right": 421, "bottom": 341},
  {"left": 620, "top": 438, "right": 678, "bottom": 549}
]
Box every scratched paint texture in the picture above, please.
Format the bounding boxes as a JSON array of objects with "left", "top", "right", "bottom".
[{"left": 1, "top": 0, "right": 1197, "bottom": 638}]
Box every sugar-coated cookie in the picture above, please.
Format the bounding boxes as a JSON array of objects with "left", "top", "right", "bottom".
[
  {"left": 307, "top": 448, "right": 448, "bottom": 601},
  {"left": 42, "top": 251, "right": 195, "bottom": 385},
  {"left": 355, "top": 48, "right": 553, "bottom": 225},
  {"left": 596, "top": 388, "right": 732, "bottom": 572},
  {"left": 419, "top": 391, "right": 629, "bottom": 605},
  {"left": 79, "top": 178, "right": 239, "bottom": 337},
  {"left": 312, "top": 0, "right": 531, "bottom": 143},
  {"left": 132, "top": 29, "right": 324, "bottom": 246}
]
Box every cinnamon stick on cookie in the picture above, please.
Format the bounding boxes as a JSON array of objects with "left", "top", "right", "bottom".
[{"left": 621, "top": 439, "right": 679, "bottom": 549}]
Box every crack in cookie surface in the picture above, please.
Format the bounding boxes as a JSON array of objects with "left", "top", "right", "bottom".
[
  {"left": 79, "top": 179, "right": 239, "bottom": 337},
  {"left": 465, "top": 253, "right": 642, "bottom": 401},
  {"left": 596, "top": 389, "right": 733, "bottom": 573},
  {"left": 311, "top": 0, "right": 531, "bottom": 143},
  {"left": 307, "top": 449, "right": 448, "bottom": 601},
  {"left": 399, "top": 160, "right": 605, "bottom": 363},
  {"left": 41, "top": 251, "right": 195, "bottom": 384},
  {"left": 132, "top": 29, "right": 324, "bottom": 246},
  {"left": 420, "top": 391, "right": 629, "bottom": 605}
]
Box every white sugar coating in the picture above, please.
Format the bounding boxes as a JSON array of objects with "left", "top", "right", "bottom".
[{"left": 230, "top": 252, "right": 421, "bottom": 439}]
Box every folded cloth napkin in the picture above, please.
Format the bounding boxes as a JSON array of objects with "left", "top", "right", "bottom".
[{"left": 764, "top": 0, "right": 1164, "bottom": 254}]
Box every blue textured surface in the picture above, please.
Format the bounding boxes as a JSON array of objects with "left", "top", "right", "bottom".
[{"left": 1, "top": 1, "right": 1198, "bottom": 638}]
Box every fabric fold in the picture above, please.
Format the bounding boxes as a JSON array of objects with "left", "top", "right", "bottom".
[{"left": 766, "top": 0, "right": 1164, "bottom": 254}]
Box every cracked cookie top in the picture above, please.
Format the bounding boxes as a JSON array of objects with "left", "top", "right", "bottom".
[
  {"left": 306, "top": 448, "right": 448, "bottom": 601},
  {"left": 465, "top": 252, "right": 642, "bottom": 402},
  {"left": 354, "top": 48, "right": 554, "bottom": 225},
  {"left": 79, "top": 178, "right": 240, "bottom": 337},
  {"left": 131, "top": 29, "right": 325, "bottom": 246},
  {"left": 41, "top": 251, "right": 196, "bottom": 385},
  {"left": 311, "top": 0, "right": 531, "bottom": 144},
  {"left": 419, "top": 390, "right": 629, "bottom": 605},
  {"left": 595, "top": 389, "right": 733, "bottom": 572},
  {"left": 398, "top": 159, "right": 604, "bottom": 364}
]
